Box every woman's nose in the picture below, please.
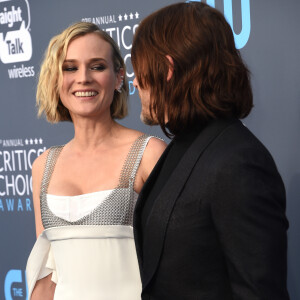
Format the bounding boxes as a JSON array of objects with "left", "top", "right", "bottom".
[{"left": 77, "top": 67, "right": 92, "bottom": 84}]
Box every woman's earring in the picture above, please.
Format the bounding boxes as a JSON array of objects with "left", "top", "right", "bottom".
[{"left": 116, "top": 76, "right": 124, "bottom": 93}]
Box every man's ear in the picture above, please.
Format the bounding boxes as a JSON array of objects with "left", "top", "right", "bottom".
[{"left": 166, "top": 55, "right": 174, "bottom": 81}]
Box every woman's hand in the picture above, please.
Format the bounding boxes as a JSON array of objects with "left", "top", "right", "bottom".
[{"left": 31, "top": 273, "right": 56, "bottom": 300}]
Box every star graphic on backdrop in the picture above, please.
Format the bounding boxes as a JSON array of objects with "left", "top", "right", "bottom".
[
  {"left": 30, "top": 139, "right": 33, "bottom": 145},
  {"left": 129, "top": 13, "right": 134, "bottom": 20},
  {"left": 118, "top": 14, "right": 122, "bottom": 21},
  {"left": 124, "top": 13, "right": 128, "bottom": 20},
  {"left": 34, "top": 138, "right": 38, "bottom": 144},
  {"left": 25, "top": 139, "right": 29, "bottom": 145},
  {"left": 39, "top": 138, "right": 43, "bottom": 144},
  {"left": 135, "top": 12, "right": 139, "bottom": 19}
]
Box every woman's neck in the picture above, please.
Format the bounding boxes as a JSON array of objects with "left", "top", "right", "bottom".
[{"left": 70, "top": 115, "right": 121, "bottom": 152}]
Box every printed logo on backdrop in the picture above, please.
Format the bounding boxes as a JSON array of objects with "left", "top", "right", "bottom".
[
  {"left": 0, "top": 0, "right": 35, "bottom": 79},
  {"left": 186, "top": 0, "right": 251, "bottom": 49},
  {"left": 81, "top": 11, "right": 140, "bottom": 96},
  {"left": 0, "top": 138, "right": 46, "bottom": 214},
  {"left": 4, "top": 269, "right": 28, "bottom": 300}
]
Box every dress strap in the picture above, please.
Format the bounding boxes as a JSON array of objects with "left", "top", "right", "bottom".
[
  {"left": 119, "top": 134, "right": 153, "bottom": 190},
  {"left": 40, "top": 146, "right": 64, "bottom": 201}
]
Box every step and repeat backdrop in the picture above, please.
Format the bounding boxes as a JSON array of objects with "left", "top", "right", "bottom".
[{"left": 0, "top": 0, "right": 299, "bottom": 299}]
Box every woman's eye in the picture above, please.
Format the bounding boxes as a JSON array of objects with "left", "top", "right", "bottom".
[
  {"left": 63, "top": 66, "right": 77, "bottom": 72},
  {"left": 91, "top": 65, "right": 106, "bottom": 71}
]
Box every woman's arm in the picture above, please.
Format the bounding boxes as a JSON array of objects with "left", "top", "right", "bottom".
[
  {"left": 135, "top": 137, "right": 167, "bottom": 193},
  {"left": 30, "top": 150, "right": 56, "bottom": 299},
  {"left": 32, "top": 150, "right": 48, "bottom": 237}
]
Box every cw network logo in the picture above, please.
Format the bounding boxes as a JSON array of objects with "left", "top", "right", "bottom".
[
  {"left": 4, "top": 269, "right": 28, "bottom": 300},
  {"left": 186, "top": 0, "right": 251, "bottom": 49}
]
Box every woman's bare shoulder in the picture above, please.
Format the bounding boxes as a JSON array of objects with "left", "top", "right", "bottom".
[
  {"left": 144, "top": 136, "right": 167, "bottom": 161},
  {"left": 132, "top": 133, "right": 167, "bottom": 192},
  {"left": 139, "top": 131, "right": 167, "bottom": 147},
  {"left": 119, "top": 127, "right": 165, "bottom": 144},
  {"left": 139, "top": 135, "right": 167, "bottom": 179}
]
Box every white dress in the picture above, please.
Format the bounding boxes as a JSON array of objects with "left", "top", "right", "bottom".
[{"left": 26, "top": 135, "right": 153, "bottom": 300}]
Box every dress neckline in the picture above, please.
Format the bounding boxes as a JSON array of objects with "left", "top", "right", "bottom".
[{"left": 46, "top": 189, "right": 139, "bottom": 199}]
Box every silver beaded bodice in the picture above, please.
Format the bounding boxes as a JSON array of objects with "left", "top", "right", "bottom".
[{"left": 40, "top": 134, "right": 152, "bottom": 229}]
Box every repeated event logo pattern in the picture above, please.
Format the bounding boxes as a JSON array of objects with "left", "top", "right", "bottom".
[
  {"left": 0, "top": 137, "right": 45, "bottom": 213},
  {"left": 0, "top": 137, "right": 45, "bottom": 299}
]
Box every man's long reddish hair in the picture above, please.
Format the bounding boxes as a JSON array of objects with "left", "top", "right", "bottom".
[{"left": 131, "top": 2, "right": 253, "bottom": 137}]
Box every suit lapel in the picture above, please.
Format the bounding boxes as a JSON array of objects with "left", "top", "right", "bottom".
[{"left": 140, "top": 118, "right": 239, "bottom": 289}]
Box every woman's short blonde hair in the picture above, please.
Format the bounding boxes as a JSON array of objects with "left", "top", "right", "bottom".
[{"left": 37, "top": 22, "right": 128, "bottom": 123}]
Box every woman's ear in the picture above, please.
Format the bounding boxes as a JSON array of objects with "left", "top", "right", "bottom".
[{"left": 166, "top": 55, "right": 174, "bottom": 81}]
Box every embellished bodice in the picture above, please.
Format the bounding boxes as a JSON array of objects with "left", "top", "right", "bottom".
[{"left": 46, "top": 190, "right": 138, "bottom": 222}]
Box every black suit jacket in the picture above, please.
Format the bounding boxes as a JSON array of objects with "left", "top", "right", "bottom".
[{"left": 134, "top": 119, "right": 289, "bottom": 300}]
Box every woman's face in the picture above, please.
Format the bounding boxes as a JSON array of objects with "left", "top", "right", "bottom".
[{"left": 59, "top": 33, "right": 122, "bottom": 121}]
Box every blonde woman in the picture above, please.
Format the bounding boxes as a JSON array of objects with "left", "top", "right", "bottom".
[{"left": 26, "top": 22, "right": 166, "bottom": 300}]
